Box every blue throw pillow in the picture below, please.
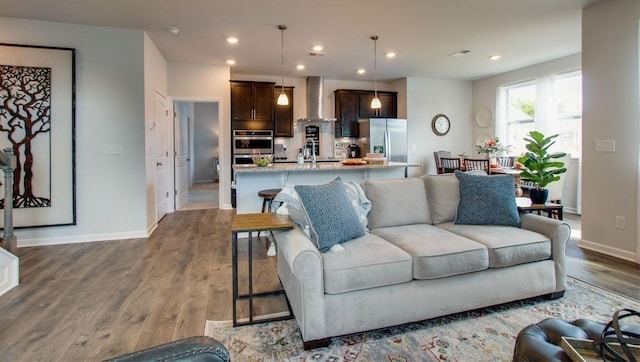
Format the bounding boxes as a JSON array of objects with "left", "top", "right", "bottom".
[
  {"left": 295, "top": 180, "right": 365, "bottom": 252},
  {"left": 454, "top": 170, "right": 521, "bottom": 227}
]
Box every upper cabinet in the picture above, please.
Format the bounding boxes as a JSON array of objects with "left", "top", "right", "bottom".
[
  {"left": 334, "top": 89, "right": 398, "bottom": 137},
  {"left": 358, "top": 92, "right": 397, "bottom": 118},
  {"left": 274, "top": 86, "right": 294, "bottom": 137},
  {"left": 231, "top": 81, "right": 275, "bottom": 130},
  {"left": 334, "top": 90, "right": 359, "bottom": 137}
]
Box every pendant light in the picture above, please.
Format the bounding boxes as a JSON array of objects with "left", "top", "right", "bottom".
[
  {"left": 370, "top": 35, "right": 381, "bottom": 109},
  {"left": 277, "top": 25, "right": 289, "bottom": 106}
]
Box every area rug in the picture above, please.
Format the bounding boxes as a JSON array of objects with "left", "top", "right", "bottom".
[{"left": 205, "top": 278, "right": 640, "bottom": 361}]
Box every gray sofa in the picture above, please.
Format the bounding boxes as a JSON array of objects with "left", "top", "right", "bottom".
[{"left": 272, "top": 174, "right": 571, "bottom": 349}]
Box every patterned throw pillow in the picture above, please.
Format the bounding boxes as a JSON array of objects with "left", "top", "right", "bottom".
[
  {"left": 295, "top": 180, "right": 365, "bottom": 252},
  {"left": 454, "top": 170, "right": 521, "bottom": 227},
  {"left": 274, "top": 177, "right": 371, "bottom": 237}
]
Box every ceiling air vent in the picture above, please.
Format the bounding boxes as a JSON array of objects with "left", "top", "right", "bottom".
[
  {"left": 449, "top": 49, "right": 471, "bottom": 57},
  {"left": 307, "top": 51, "right": 326, "bottom": 56}
]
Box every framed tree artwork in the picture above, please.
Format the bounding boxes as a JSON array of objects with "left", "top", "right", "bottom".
[{"left": 0, "top": 44, "right": 76, "bottom": 228}]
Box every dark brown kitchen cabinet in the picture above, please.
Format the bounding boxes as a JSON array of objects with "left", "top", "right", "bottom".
[
  {"left": 334, "top": 90, "right": 360, "bottom": 137},
  {"left": 274, "top": 86, "right": 294, "bottom": 137},
  {"left": 335, "top": 89, "right": 397, "bottom": 137},
  {"left": 230, "top": 81, "right": 275, "bottom": 130},
  {"left": 358, "top": 91, "right": 397, "bottom": 118}
]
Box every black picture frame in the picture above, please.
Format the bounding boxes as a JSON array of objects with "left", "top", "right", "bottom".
[{"left": 0, "top": 43, "right": 76, "bottom": 228}]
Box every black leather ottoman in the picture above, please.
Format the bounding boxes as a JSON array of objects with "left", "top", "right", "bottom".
[
  {"left": 513, "top": 318, "right": 606, "bottom": 361},
  {"left": 104, "top": 336, "right": 230, "bottom": 362}
]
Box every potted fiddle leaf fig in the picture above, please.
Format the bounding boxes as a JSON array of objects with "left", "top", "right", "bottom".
[{"left": 517, "top": 131, "right": 567, "bottom": 204}]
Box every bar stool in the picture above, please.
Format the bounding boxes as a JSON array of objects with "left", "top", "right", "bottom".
[
  {"left": 258, "top": 188, "right": 282, "bottom": 213},
  {"left": 257, "top": 189, "right": 282, "bottom": 254}
]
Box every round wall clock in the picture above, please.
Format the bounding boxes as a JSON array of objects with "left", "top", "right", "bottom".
[{"left": 431, "top": 114, "right": 450, "bottom": 136}]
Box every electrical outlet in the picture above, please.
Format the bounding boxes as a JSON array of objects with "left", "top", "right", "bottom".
[
  {"left": 595, "top": 140, "right": 615, "bottom": 152},
  {"left": 615, "top": 216, "right": 626, "bottom": 230}
]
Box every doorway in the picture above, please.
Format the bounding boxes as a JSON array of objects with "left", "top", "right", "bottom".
[{"left": 174, "top": 100, "right": 220, "bottom": 211}]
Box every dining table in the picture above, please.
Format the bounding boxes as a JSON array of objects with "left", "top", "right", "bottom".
[{"left": 490, "top": 166, "right": 524, "bottom": 197}]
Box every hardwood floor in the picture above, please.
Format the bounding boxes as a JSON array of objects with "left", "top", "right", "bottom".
[{"left": 0, "top": 209, "right": 637, "bottom": 361}]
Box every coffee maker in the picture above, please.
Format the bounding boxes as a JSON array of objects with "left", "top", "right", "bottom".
[{"left": 347, "top": 144, "right": 361, "bottom": 158}]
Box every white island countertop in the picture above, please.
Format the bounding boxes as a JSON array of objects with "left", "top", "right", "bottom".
[
  {"left": 233, "top": 161, "right": 422, "bottom": 214},
  {"left": 233, "top": 161, "right": 421, "bottom": 173}
]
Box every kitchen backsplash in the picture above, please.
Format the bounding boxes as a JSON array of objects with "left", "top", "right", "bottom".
[{"left": 275, "top": 121, "right": 354, "bottom": 160}]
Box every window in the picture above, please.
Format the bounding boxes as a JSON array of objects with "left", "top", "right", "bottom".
[
  {"left": 500, "top": 71, "right": 582, "bottom": 158},
  {"left": 505, "top": 81, "right": 535, "bottom": 155}
]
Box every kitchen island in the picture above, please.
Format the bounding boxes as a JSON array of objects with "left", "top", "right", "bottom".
[{"left": 233, "top": 161, "right": 421, "bottom": 213}]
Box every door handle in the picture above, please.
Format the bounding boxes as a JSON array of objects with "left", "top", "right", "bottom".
[{"left": 157, "top": 162, "right": 163, "bottom": 166}]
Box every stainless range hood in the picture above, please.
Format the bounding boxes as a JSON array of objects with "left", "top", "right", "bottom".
[{"left": 297, "top": 76, "right": 336, "bottom": 122}]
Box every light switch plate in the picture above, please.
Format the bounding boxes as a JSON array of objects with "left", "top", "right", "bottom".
[
  {"left": 595, "top": 140, "right": 615, "bottom": 152},
  {"left": 103, "top": 144, "right": 123, "bottom": 155}
]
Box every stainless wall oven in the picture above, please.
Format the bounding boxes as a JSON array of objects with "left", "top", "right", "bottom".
[{"left": 232, "top": 130, "right": 273, "bottom": 164}]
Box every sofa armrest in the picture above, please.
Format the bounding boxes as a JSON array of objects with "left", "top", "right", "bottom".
[
  {"left": 520, "top": 213, "right": 571, "bottom": 292},
  {"left": 272, "top": 225, "right": 327, "bottom": 342}
]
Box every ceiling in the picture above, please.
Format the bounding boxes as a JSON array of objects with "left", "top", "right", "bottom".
[{"left": 0, "top": 0, "right": 602, "bottom": 82}]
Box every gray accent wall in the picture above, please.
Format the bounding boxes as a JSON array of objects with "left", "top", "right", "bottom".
[{"left": 193, "top": 102, "right": 219, "bottom": 183}]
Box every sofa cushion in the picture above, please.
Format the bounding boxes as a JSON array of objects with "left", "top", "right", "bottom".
[
  {"left": 295, "top": 180, "right": 365, "bottom": 252},
  {"left": 371, "top": 224, "right": 489, "bottom": 279},
  {"left": 454, "top": 170, "right": 521, "bottom": 227},
  {"left": 321, "top": 233, "right": 413, "bottom": 294},
  {"left": 437, "top": 223, "right": 551, "bottom": 268},
  {"left": 275, "top": 177, "right": 371, "bottom": 234},
  {"left": 362, "top": 178, "right": 432, "bottom": 229},
  {"left": 423, "top": 173, "right": 459, "bottom": 224}
]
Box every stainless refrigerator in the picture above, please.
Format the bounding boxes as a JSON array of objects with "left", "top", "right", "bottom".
[{"left": 358, "top": 118, "right": 408, "bottom": 162}]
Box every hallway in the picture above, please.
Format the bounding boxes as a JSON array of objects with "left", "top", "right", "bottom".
[{"left": 178, "top": 182, "right": 218, "bottom": 211}]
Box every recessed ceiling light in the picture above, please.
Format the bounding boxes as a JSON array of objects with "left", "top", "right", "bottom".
[
  {"left": 449, "top": 49, "right": 471, "bottom": 57},
  {"left": 226, "top": 59, "right": 236, "bottom": 65},
  {"left": 489, "top": 55, "right": 502, "bottom": 61},
  {"left": 386, "top": 52, "right": 396, "bottom": 58},
  {"left": 227, "top": 37, "right": 238, "bottom": 44},
  {"left": 312, "top": 45, "right": 323, "bottom": 52},
  {"left": 165, "top": 27, "right": 180, "bottom": 35},
  {"left": 296, "top": 64, "right": 305, "bottom": 70},
  {"left": 357, "top": 68, "right": 366, "bottom": 74}
]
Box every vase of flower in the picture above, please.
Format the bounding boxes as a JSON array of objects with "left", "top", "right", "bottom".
[
  {"left": 476, "top": 137, "right": 511, "bottom": 165},
  {"left": 488, "top": 155, "right": 498, "bottom": 167}
]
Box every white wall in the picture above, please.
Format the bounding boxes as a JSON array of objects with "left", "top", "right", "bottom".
[
  {"left": 405, "top": 77, "right": 473, "bottom": 176},
  {"left": 581, "top": 0, "right": 639, "bottom": 262},
  {"left": 168, "top": 63, "right": 231, "bottom": 208},
  {"left": 193, "top": 102, "right": 219, "bottom": 183},
  {"left": 0, "top": 17, "right": 149, "bottom": 246}
]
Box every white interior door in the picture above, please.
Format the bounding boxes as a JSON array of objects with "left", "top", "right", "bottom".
[
  {"left": 174, "top": 102, "right": 190, "bottom": 209},
  {"left": 155, "top": 93, "right": 170, "bottom": 221}
]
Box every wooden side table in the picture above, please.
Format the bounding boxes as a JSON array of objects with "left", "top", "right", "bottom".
[
  {"left": 516, "top": 197, "right": 563, "bottom": 220},
  {"left": 231, "top": 213, "right": 293, "bottom": 326}
]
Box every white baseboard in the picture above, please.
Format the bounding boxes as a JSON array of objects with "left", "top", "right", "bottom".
[
  {"left": 564, "top": 207, "right": 579, "bottom": 215},
  {"left": 221, "top": 203, "right": 234, "bottom": 210},
  {"left": 578, "top": 239, "right": 638, "bottom": 263},
  {"left": 18, "top": 230, "right": 150, "bottom": 248}
]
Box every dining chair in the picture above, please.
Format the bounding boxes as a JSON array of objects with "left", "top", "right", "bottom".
[
  {"left": 464, "top": 158, "right": 490, "bottom": 174},
  {"left": 545, "top": 153, "right": 571, "bottom": 203},
  {"left": 439, "top": 157, "right": 461, "bottom": 173},
  {"left": 497, "top": 156, "right": 515, "bottom": 168},
  {"left": 433, "top": 151, "right": 453, "bottom": 174}
]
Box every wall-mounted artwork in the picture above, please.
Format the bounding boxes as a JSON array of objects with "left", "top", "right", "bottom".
[{"left": 0, "top": 44, "right": 76, "bottom": 228}]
